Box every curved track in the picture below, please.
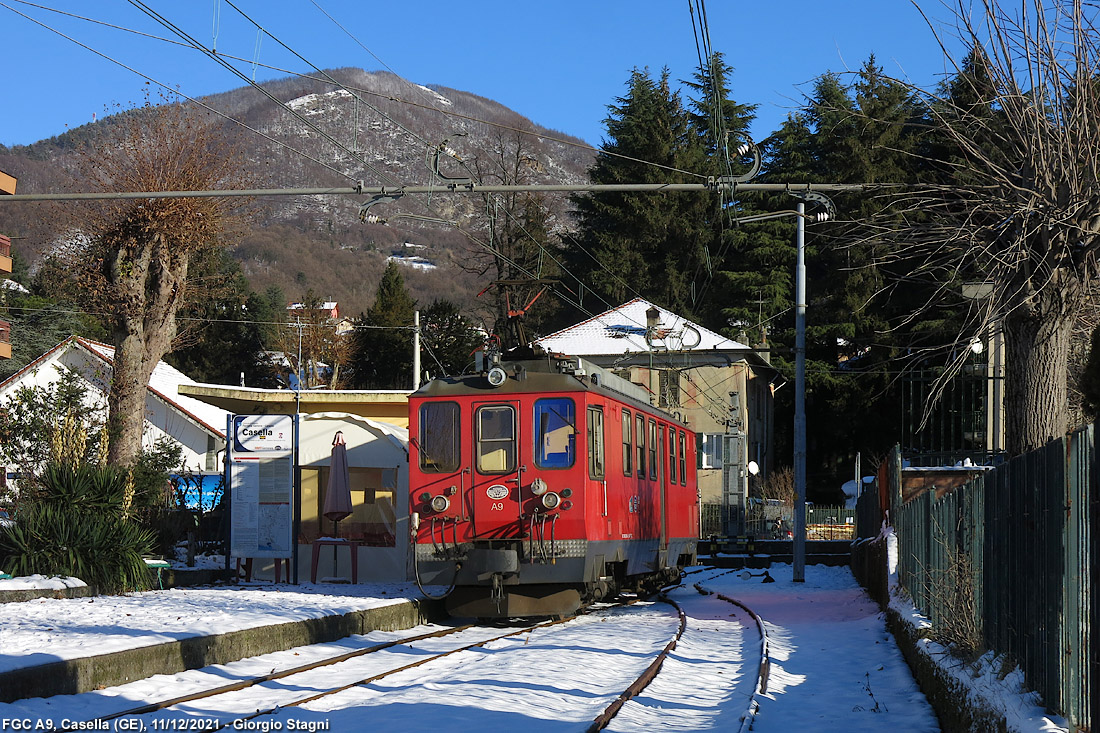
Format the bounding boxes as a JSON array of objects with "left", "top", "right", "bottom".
[
  {"left": 50, "top": 572, "right": 767, "bottom": 733},
  {"left": 692, "top": 569, "right": 771, "bottom": 733},
  {"left": 587, "top": 596, "right": 687, "bottom": 731},
  {"left": 60, "top": 598, "right": 685, "bottom": 733}
]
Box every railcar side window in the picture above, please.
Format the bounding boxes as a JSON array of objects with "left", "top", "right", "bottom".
[
  {"left": 534, "top": 398, "right": 576, "bottom": 469},
  {"left": 588, "top": 406, "right": 605, "bottom": 480},
  {"left": 636, "top": 414, "right": 646, "bottom": 478},
  {"left": 678, "top": 431, "right": 687, "bottom": 485},
  {"left": 418, "top": 402, "right": 460, "bottom": 473},
  {"left": 669, "top": 425, "right": 678, "bottom": 484},
  {"left": 622, "top": 409, "right": 632, "bottom": 475},
  {"left": 477, "top": 405, "right": 516, "bottom": 474},
  {"left": 649, "top": 419, "right": 658, "bottom": 480}
]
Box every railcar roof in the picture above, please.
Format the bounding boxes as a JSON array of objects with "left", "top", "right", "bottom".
[{"left": 412, "top": 368, "right": 687, "bottom": 425}]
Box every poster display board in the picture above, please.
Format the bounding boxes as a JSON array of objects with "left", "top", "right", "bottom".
[{"left": 229, "top": 414, "right": 296, "bottom": 560}]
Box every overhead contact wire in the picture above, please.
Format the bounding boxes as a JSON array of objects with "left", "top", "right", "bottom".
[
  {"left": 0, "top": 1, "right": 354, "bottom": 181},
  {"left": 125, "top": 0, "right": 397, "bottom": 186}
]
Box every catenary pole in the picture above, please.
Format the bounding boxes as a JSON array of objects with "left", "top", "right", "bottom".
[
  {"left": 413, "top": 310, "right": 421, "bottom": 391},
  {"left": 793, "top": 202, "right": 807, "bottom": 583}
]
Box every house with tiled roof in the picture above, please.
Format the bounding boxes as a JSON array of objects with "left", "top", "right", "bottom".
[
  {"left": 536, "top": 298, "right": 781, "bottom": 532},
  {"left": 0, "top": 336, "right": 228, "bottom": 479}
]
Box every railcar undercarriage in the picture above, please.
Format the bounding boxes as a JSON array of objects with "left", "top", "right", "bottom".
[{"left": 415, "top": 538, "right": 694, "bottom": 619}]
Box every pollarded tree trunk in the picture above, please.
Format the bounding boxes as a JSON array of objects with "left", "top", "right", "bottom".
[
  {"left": 106, "top": 232, "right": 188, "bottom": 467},
  {"left": 1002, "top": 271, "right": 1078, "bottom": 455},
  {"left": 1003, "top": 310, "right": 1072, "bottom": 455},
  {"left": 74, "top": 95, "right": 244, "bottom": 467}
]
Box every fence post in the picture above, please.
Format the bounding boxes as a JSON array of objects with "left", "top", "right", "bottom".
[{"left": 1090, "top": 421, "right": 1098, "bottom": 733}]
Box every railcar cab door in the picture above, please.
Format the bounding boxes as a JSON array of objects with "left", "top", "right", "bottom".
[
  {"left": 471, "top": 400, "right": 523, "bottom": 538},
  {"left": 414, "top": 400, "right": 466, "bottom": 523}
]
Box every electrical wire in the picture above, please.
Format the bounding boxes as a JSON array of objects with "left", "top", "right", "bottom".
[
  {"left": 3, "top": 0, "right": 775, "bottom": 399},
  {"left": 305, "top": 0, "right": 453, "bottom": 115},
  {"left": 0, "top": 1, "right": 357, "bottom": 182},
  {"left": 222, "top": 0, "right": 435, "bottom": 155},
  {"left": 125, "top": 0, "right": 397, "bottom": 186},
  {"left": 5, "top": 0, "right": 708, "bottom": 182}
]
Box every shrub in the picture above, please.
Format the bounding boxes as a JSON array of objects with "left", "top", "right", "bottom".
[{"left": 0, "top": 462, "right": 155, "bottom": 593}]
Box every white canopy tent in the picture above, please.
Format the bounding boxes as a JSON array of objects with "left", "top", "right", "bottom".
[{"left": 297, "top": 412, "right": 410, "bottom": 583}]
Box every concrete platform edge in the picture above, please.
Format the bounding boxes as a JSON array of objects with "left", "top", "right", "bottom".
[
  {"left": 0, "top": 597, "right": 447, "bottom": 704},
  {"left": 0, "top": 585, "right": 98, "bottom": 604}
]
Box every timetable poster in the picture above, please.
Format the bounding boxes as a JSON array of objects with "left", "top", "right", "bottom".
[{"left": 229, "top": 414, "right": 295, "bottom": 559}]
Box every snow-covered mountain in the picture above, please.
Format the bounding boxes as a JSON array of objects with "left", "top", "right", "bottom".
[{"left": 0, "top": 68, "right": 594, "bottom": 315}]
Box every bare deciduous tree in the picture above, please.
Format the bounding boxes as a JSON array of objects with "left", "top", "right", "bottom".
[
  {"left": 272, "top": 292, "right": 351, "bottom": 389},
  {"left": 72, "top": 96, "right": 247, "bottom": 466},
  {"left": 881, "top": 1, "right": 1100, "bottom": 454},
  {"left": 466, "top": 129, "right": 563, "bottom": 346}
]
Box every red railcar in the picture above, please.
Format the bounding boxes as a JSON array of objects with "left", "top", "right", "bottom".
[{"left": 409, "top": 355, "right": 698, "bottom": 618}]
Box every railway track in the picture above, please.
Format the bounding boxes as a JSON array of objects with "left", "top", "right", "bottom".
[
  {"left": 48, "top": 571, "right": 767, "bottom": 733},
  {"left": 56, "top": 598, "right": 682, "bottom": 733},
  {"left": 691, "top": 568, "right": 772, "bottom": 733}
]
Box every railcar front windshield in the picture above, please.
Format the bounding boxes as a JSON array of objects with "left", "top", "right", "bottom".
[
  {"left": 419, "top": 402, "right": 460, "bottom": 473},
  {"left": 534, "top": 398, "right": 576, "bottom": 469},
  {"left": 477, "top": 405, "right": 516, "bottom": 473}
]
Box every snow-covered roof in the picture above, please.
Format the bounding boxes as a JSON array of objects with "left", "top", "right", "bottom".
[
  {"left": 287, "top": 301, "right": 338, "bottom": 312},
  {"left": 536, "top": 297, "right": 750, "bottom": 357},
  {"left": 1, "top": 279, "right": 29, "bottom": 294},
  {"left": 0, "top": 336, "right": 228, "bottom": 438}
]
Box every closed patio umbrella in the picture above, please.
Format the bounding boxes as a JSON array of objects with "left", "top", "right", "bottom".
[{"left": 322, "top": 431, "right": 353, "bottom": 576}]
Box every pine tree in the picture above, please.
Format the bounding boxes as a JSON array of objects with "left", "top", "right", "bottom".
[
  {"left": 740, "top": 58, "right": 934, "bottom": 488},
  {"left": 681, "top": 52, "right": 766, "bottom": 332},
  {"left": 419, "top": 299, "right": 483, "bottom": 378},
  {"left": 562, "top": 68, "right": 709, "bottom": 319},
  {"left": 166, "top": 251, "right": 278, "bottom": 387},
  {"left": 350, "top": 262, "right": 417, "bottom": 389}
]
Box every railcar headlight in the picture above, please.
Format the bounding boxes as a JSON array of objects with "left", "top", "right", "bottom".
[
  {"left": 430, "top": 495, "right": 450, "bottom": 513},
  {"left": 530, "top": 478, "right": 548, "bottom": 496},
  {"left": 541, "top": 492, "right": 561, "bottom": 510},
  {"left": 561, "top": 488, "right": 573, "bottom": 498}
]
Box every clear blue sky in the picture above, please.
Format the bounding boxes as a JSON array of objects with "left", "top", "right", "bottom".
[{"left": 1, "top": 1, "right": 964, "bottom": 149}]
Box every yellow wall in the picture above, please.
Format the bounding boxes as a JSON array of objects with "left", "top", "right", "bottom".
[
  {"left": 300, "top": 466, "right": 398, "bottom": 545},
  {"left": 301, "top": 468, "right": 320, "bottom": 529}
]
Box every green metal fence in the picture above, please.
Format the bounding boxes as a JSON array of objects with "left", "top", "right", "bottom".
[
  {"left": 699, "top": 503, "right": 729, "bottom": 538},
  {"left": 892, "top": 427, "right": 1093, "bottom": 730},
  {"left": 700, "top": 502, "right": 855, "bottom": 540},
  {"left": 805, "top": 505, "right": 856, "bottom": 539}
]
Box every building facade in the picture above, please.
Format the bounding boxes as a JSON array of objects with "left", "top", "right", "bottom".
[{"left": 535, "top": 299, "right": 781, "bottom": 532}]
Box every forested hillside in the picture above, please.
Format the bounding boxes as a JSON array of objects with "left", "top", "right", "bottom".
[{"left": 0, "top": 68, "right": 593, "bottom": 317}]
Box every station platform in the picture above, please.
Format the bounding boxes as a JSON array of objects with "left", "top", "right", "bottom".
[{"left": 0, "top": 582, "right": 444, "bottom": 704}]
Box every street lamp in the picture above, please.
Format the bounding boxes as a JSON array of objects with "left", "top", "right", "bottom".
[{"left": 732, "top": 192, "right": 834, "bottom": 583}]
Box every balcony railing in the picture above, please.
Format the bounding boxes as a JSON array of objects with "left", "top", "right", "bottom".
[
  {"left": 0, "top": 234, "right": 10, "bottom": 274},
  {"left": 0, "top": 319, "right": 10, "bottom": 359}
]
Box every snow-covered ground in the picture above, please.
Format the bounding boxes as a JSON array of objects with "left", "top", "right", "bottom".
[
  {"left": 0, "top": 564, "right": 1069, "bottom": 732},
  {"left": 0, "top": 579, "right": 418, "bottom": 674}
]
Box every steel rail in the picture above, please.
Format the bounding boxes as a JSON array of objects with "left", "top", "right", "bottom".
[
  {"left": 212, "top": 614, "right": 580, "bottom": 733},
  {"left": 586, "top": 595, "right": 688, "bottom": 732},
  {"left": 693, "top": 580, "right": 771, "bottom": 733},
  {"left": 71, "top": 594, "right": 687, "bottom": 733},
  {"left": 64, "top": 622, "right": 478, "bottom": 729},
  {"left": 74, "top": 610, "right": 593, "bottom": 733}
]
